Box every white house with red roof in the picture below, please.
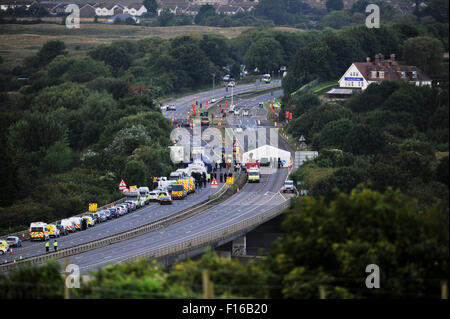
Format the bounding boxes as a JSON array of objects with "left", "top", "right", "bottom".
[{"left": 338, "top": 53, "right": 432, "bottom": 91}]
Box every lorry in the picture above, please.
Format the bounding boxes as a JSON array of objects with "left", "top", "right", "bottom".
[
  {"left": 124, "top": 189, "right": 143, "bottom": 208},
  {"left": 246, "top": 162, "right": 261, "bottom": 171},
  {"left": 248, "top": 167, "right": 261, "bottom": 183},
  {"left": 138, "top": 186, "right": 151, "bottom": 205},
  {"left": 29, "top": 222, "right": 50, "bottom": 241}
]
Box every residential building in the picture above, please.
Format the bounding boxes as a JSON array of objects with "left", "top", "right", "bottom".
[{"left": 326, "top": 53, "right": 432, "bottom": 100}]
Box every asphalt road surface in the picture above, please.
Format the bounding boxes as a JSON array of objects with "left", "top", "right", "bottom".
[
  {"left": 67, "top": 166, "right": 289, "bottom": 273},
  {"left": 1, "top": 185, "right": 220, "bottom": 263}
]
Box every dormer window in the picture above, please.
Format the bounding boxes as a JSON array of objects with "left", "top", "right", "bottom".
[
  {"left": 371, "top": 71, "right": 377, "bottom": 79},
  {"left": 412, "top": 71, "right": 417, "bottom": 79},
  {"left": 401, "top": 71, "right": 406, "bottom": 78},
  {"left": 379, "top": 71, "right": 384, "bottom": 79}
]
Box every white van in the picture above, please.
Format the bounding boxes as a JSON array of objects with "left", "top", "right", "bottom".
[
  {"left": 29, "top": 222, "right": 50, "bottom": 241},
  {"left": 61, "top": 219, "right": 76, "bottom": 233},
  {"left": 138, "top": 186, "right": 150, "bottom": 205},
  {"left": 69, "top": 217, "right": 83, "bottom": 231}
]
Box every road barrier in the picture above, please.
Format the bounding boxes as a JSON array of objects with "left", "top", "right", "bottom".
[
  {"left": 124, "top": 198, "right": 292, "bottom": 265},
  {"left": 0, "top": 172, "right": 242, "bottom": 273}
]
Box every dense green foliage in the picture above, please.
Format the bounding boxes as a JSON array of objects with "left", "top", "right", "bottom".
[
  {"left": 265, "top": 187, "right": 448, "bottom": 298},
  {"left": 286, "top": 81, "right": 448, "bottom": 207}
]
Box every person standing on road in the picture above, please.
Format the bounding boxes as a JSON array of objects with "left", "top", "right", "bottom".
[
  {"left": 45, "top": 241, "right": 49, "bottom": 253},
  {"left": 53, "top": 240, "right": 58, "bottom": 252}
]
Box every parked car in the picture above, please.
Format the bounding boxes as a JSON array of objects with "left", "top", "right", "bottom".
[
  {"left": 124, "top": 201, "right": 137, "bottom": 211},
  {"left": 159, "top": 192, "right": 172, "bottom": 205},
  {"left": 116, "top": 206, "right": 126, "bottom": 216},
  {"left": 108, "top": 207, "right": 119, "bottom": 218},
  {"left": 97, "top": 210, "right": 107, "bottom": 222},
  {"left": 118, "top": 204, "right": 129, "bottom": 214},
  {"left": 84, "top": 213, "right": 98, "bottom": 224},
  {"left": 82, "top": 216, "right": 95, "bottom": 227},
  {"left": 227, "top": 81, "right": 235, "bottom": 87},
  {"left": 167, "top": 104, "right": 176, "bottom": 111},
  {"left": 6, "top": 236, "right": 22, "bottom": 247},
  {"left": 148, "top": 191, "right": 160, "bottom": 202},
  {"left": 103, "top": 210, "right": 112, "bottom": 220}
]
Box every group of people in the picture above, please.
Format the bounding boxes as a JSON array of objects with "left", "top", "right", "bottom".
[{"left": 45, "top": 240, "right": 58, "bottom": 253}]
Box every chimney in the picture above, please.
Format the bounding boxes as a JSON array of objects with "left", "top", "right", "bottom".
[
  {"left": 366, "top": 57, "right": 371, "bottom": 63},
  {"left": 390, "top": 53, "right": 395, "bottom": 62},
  {"left": 374, "top": 54, "right": 380, "bottom": 65}
]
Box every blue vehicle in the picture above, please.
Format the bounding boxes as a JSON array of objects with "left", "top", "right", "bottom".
[{"left": 108, "top": 207, "right": 120, "bottom": 218}]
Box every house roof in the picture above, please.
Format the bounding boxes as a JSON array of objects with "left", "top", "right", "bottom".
[{"left": 351, "top": 54, "right": 431, "bottom": 83}]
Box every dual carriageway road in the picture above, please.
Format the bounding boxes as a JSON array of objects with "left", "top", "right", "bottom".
[{"left": 2, "top": 80, "right": 292, "bottom": 273}]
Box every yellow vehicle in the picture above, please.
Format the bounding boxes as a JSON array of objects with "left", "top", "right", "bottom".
[
  {"left": 47, "top": 224, "right": 60, "bottom": 238},
  {"left": 187, "top": 177, "right": 195, "bottom": 193},
  {"left": 171, "top": 184, "right": 187, "bottom": 199},
  {"left": 178, "top": 179, "right": 190, "bottom": 194}
]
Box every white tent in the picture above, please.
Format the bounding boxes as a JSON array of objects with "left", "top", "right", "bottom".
[{"left": 242, "top": 144, "right": 291, "bottom": 166}]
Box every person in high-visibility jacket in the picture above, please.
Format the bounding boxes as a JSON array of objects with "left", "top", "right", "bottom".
[
  {"left": 53, "top": 240, "right": 58, "bottom": 252},
  {"left": 45, "top": 241, "right": 49, "bottom": 253},
  {"left": 207, "top": 173, "right": 211, "bottom": 182}
]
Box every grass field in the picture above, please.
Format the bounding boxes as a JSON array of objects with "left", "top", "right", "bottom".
[{"left": 0, "top": 23, "right": 303, "bottom": 67}]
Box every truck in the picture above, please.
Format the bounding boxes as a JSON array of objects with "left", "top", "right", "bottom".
[
  {"left": 29, "top": 222, "right": 50, "bottom": 241},
  {"left": 124, "top": 189, "right": 143, "bottom": 208},
  {"left": 138, "top": 186, "right": 151, "bottom": 205},
  {"left": 246, "top": 162, "right": 261, "bottom": 170},
  {"left": 248, "top": 167, "right": 261, "bottom": 183}
]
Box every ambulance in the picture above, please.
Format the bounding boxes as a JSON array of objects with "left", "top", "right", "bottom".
[{"left": 29, "top": 222, "right": 50, "bottom": 241}]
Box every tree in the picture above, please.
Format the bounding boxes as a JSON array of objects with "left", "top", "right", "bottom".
[
  {"left": 143, "top": 0, "right": 158, "bottom": 16},
  {"left": 155, "top": 8, "right": 175, "bottom": 26},
  {"left": 37, "top": 40, "right": 67, "bottom": 66},
  {"left": 124, "top": 159, "right": 148, "bottom": 186},
  {"left": 402, "top": 36, "right": 444, "bottom": 76},
  {"left": 264, "top": 187, "right": 449, "bottom": 298},
  {"left": 40, "top": 141, "right": 73, "bottom": 174},
  {"left": 194, "top": 4, "right": 216, "bottom": 25},
  {"left": 89, "top": 45, "right": 133, "bottom": 71},
  {"left": 320, "top": 10, "right": 351, "bottom": 29},
  {"left": 243, "top": 37, "right": 283, "bottom": 74},
  {"left": 326, "top": 0, "right": 343, "bottom": 11}
]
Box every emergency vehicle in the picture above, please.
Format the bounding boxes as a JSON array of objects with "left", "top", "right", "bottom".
[
  {"left": 171, "top": 183, "right": 187, "bottom": 199},
  {"left": 29, "top": 222, "right": 50, "bottom": 241},
  {"left": 47, "top": 224, "right": 60, "bottom": 238},
  {"left": 248, "top": 167, "right": 261, "bottom": 183},
  {"left": 0, "top": 240, "right": 9, "bottom": 255},
  {"left": 69, "top": 217, "right": 83, "bottom": 231},
  {"left": 61, "top": 219, "right": 76, "bottom": 233}
]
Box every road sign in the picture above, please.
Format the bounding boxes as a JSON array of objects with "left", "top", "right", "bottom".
[
  {"left": 118, "top": 179, "right": 127, "bottom": 189},
  {"left": 89, "top": 203, "right": 97, "bottom": 211},
  {"left": 122, "top": 188, "right": 129, "bottom": 193},
  {"left": 281, "top": 160, "right": 286, "bottom": 166},
  {"left": 226, "top": 177, "right": 234, "bottom": 185},
  {"left": 130, "top": 185, "right": 137, "bottom": 190},
  {"left": 210, "top": 177, "right": 218, "bottom": 188}
]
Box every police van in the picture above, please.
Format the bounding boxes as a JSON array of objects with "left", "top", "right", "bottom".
[{"left": 29, "top": 222, "right": 50, "bottom": 241}]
